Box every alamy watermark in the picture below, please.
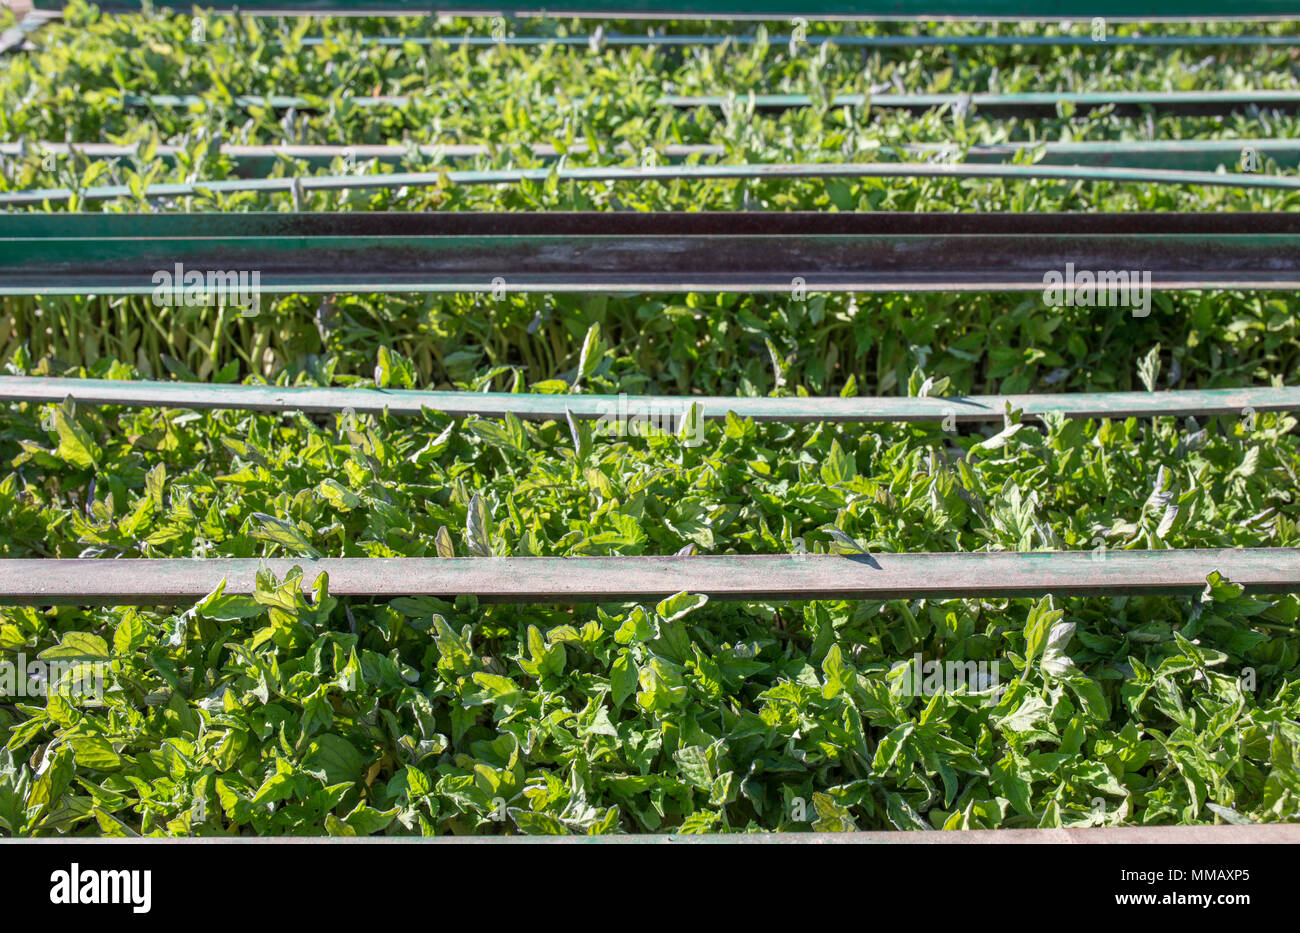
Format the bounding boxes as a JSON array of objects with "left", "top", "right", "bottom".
[
  {"left": 50, "top": 864, "right": 151, "bottom": 913},
  {"left": 0, "top": 653, "right": 108, "bottom": 700},
  {"left": 151, "top": 262, "right": 261, "bottom": 317},
  {"left": 1043, "top": 264, "right": 1152, "bottom": 317},
  {"left": 593, "top": 394, "right": 705, "bottom": 447},
  {"left": 891, "top": 653, "right": 1004, "bottom": 700}
]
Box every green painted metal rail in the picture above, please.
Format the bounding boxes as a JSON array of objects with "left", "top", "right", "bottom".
[
  {"left": 6, "top": 140, "right": 1295, "bottom": 175},
  {"left": 30, "top": 1, "right": 1300, "bottom": 20},
  {"left": 2, "top": 211, "right": 1298, "bottom": 295},
  {"left": 3, "top": 377, "right": 1295, "bottom": 423},
  {"left": 2, "top": 550, "right": 1297, "bottom": 606},
  {"left": 117, "top": 89, "right": 1300, "bottom": 117},
  {"left": 5, "top": 162, "right": 1296, "bottom": 206}
]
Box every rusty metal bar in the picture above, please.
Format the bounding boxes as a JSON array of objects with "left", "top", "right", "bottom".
[
  {"left": 0, "top": 550, "right": 1296, "bottom": 605},
  {"left": 2, "top": 211, "right": 1298, "bottom": 295}
]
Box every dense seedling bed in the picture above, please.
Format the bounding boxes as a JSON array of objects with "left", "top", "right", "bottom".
[{"left": 0, "top": 3, "right": 1297, "bottom": 837}]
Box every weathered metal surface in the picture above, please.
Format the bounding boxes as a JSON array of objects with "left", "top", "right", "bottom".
[
  {"left": 32, "top": 0, "right": 1300, "bottom": 20},
  {"left": 5, "top": 161, "right": 1297, "bottom": 206},
  {"left": 3, "top": 211, "right": 1299, "bottom": 295},
  {"left": 292, "top": 31, "right": 1300, "bottom": 48},
  {"left": 6, "top": 140, "right": 1293, "bottom": 175},
  {"left": 0, "top": 550, "right": 1296, "bottom": 606},
  {"left": 117, "top": 89, "right": 1300, "bottom": 116},
  {"left": 3, "top": 377, "right": 1296, "bottom": 424}
]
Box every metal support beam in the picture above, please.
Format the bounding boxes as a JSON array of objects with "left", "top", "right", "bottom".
[
  {"left": 661, "top": 89, "right": 1300, "bottom": 115},
  {"left": 1, "top": 550, "right": 1296, "bottom": 605},
  {"left": 117, "top": 89, "right": 1300, "bottom": 116},
  {"left": 291, "top": 31, "right": 1300, "bottom": 48},
  {"left": 2, "top": 377, "right": 1296, "bottom": 423},
  {"left": 3, "top": 162, "right": 1297, "bottom": 206},
  {"left": 4, "top": 140, "right": 1294, "bottom": 175},
  {"left": 2, "top": 212, "right": 1297, "bottom": 295}
]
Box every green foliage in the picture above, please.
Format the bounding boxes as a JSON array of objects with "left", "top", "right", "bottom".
[
  {"left": 1, "top": 5, "right": 1298, "bottom": 836},
  {"left": 0, "top": 363, "right": 1297, "bottom": 835}
]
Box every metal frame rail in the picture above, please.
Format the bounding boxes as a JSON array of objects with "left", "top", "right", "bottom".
[
  {"left": 2, "top": 212, "right": 1298, "bottom": 294},
  {"left": 1, "top": 550, "right": 1298, "bottom": 605},
  {"left": 2, "top": 376, "right": 1296, "bottom": 423},
  {"left": 5, "top": 162, "right": 1300, "bottom": 206},
  {"left": 115, "top": 89, "right": 1300, "bottom": 116},
  {"left": 14, "top": 5, "right": 1300, "bottom": 49},
  {"left": 289, "top": 32, "right": 1300, "bottom": 48},
  {"left": 3, "top": 140, "right": 1298, "bottom": 174}
]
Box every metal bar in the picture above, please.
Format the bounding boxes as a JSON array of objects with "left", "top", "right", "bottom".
[
  {"left": 661, "top": 90, "right": 1300, "bottom": 114},
  {"left": 0, "top": 142, "right": 728, "bottom": 175},
  {"left": 9, "top": 20, "right": 1294, "bottom": 49},
  {"left": 2, "top": 211, "right": 1298, "bottom": 295},
  {"left": 290, "top": 32, "right": 1300, "bottom": 48},
  {"left": 32, "top": 1, "right": 1300, "bottom": 21},
  {"left": 5, "top": 162, "right": 1297, "bottom": 206},
  {"left": 1, "top": 550, "right": 1296, "bottom": 606},
  {"left": 116, "top": 89, "right": 1300, "bottom": 116},
  {"left": 3, "top": 377, "right": 1295, "bottom": 423},
  {"left": 948, "top": 139, "right": 1300, "bottom": 171},
  {"left": 6, "top": 140, "right": 1294, "bottom": 174}
]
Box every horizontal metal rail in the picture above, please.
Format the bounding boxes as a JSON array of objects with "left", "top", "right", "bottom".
[
  {"left": 949, "top": 139, "right": 1300, "bottom": 171},
  {"left": 7, "top": 140, "right": 1296, "bottom": 174},
  {"left": 3, "top": 377, "right": 1295, "bottom": 423},
  {"left": 13, "top": 15, "right": 1296, "bottom": 50},
  {"left": 1, "top": 550, "right": 1296, "bottom": 605},
  {"left": 13, "top": 9, "right": 1299, "bottom": 50},
  {"left": 2, "top": 211, "right": 1298, "bottom": 295},
  {"left": 662, "top": 89, "right": 1300, "bottom": 114},
  {"left": 5, "top": 162, "right": 1296, "bottom": 206},
  {"left": 291, "top": 31, "right": 1300, "bottom": 48},
  {"left": 117, "top": 89, "right": 1300, "bottom": 116},
  {"left": 0, "top": 142, "right": 728, "bottom": 174},
  {"left": 17, "top": 5, "right": 1300, "bottom": 48},
  {"left": 8, "top": 139, "right": 1296, "bottom": 173},
  {"left": 31, "top": 1, "right": 1300, "bottom": 21}
]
